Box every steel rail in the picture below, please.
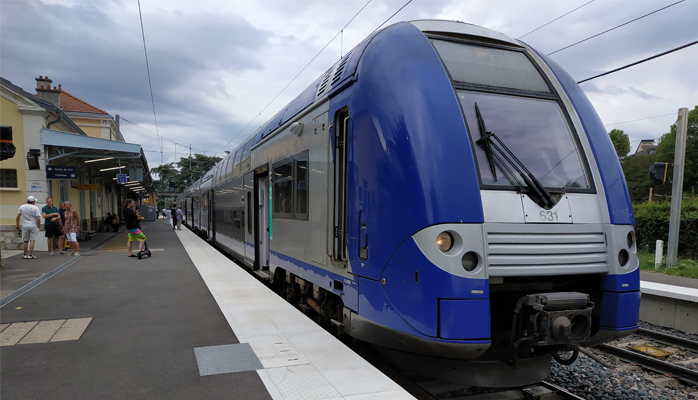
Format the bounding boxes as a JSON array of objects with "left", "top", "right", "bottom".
[
  {"left": 596, "top": 343, "right": 698, "bottom": 386},
  {"left": 637, "top": 327, "right": 698, "bottom": 353},
  {"left": 540, "top": 381, "right": 588, "bottom": 400}
]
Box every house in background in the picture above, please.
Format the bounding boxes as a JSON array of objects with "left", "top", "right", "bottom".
[
  {"left": 633, "top": 139, "right": 657, "bottom": 156},
  {"left": 1, "top": 76, "right": 153, "bottom": 251}
]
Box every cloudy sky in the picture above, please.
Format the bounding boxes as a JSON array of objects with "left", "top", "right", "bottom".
[{"left": 2, "top": 0, "right": 696, "bottom": 170}]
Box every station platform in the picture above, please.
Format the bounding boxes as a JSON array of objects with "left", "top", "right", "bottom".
[
  {"left": 0, "top": 220, "right": 412, "bottom": 400},
  {"left": 639, "top": 272, "right": 698, "bottom": 335}
]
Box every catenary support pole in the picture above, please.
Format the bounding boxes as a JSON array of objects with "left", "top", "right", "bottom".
[{"left": 666, "top": 108, "right": 688, "bottom": 268}]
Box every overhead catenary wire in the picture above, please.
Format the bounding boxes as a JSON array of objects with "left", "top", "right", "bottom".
[
  {"left": 120, "top": 117, "right": 209, "bottom": 155},
  {"left": 548, "top": 0, "right": 686, "bottom": 56},
  {"left": 517, "top": 0, "right": 595, "bottom": 40},
  {"left": 215, "top": 0, "right": 376, "bottom": 156},
  {"left": 604, "top": 113, "right": 677, "bottom": 126},
  {"left": 369, "top": 0, "right": 413, "bottom": 36},
  {"left": 137, "top": 0, "right": 163, "bottom": 164},
  {"left": 577, "top": 38, "right": 698, "bottom": 83}
]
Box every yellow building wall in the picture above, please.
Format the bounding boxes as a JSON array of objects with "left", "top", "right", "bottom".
[
  {"left": 0, "top": 96, "right": 28, "bottom": 225},
  {"left": 70, "top": 116, "right": 103, "bottom": 139}
]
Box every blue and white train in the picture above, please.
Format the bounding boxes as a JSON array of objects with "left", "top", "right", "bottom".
[{"left": 178, "top": 20, "right": 640, "bottom": 387}]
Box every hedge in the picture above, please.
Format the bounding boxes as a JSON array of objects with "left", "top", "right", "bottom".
[{"left": 634, "top": 196, "right": 698, "bottom": 258}]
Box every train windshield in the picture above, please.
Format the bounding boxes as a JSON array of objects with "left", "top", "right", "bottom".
[
  {"left": 432, "top": 40, "right": 550, "bottom": 93},
  {"left": 459, "top": 91, "right": 590, "bottom": 190}
]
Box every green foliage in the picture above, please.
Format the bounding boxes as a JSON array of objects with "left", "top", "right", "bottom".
[
  {"left": 621, "top": 153, "right": 671, "bottom": 204},
  {"left": 634, "top": 196, "right": 698, "bottom": 258},
  {"left": 655, "top": 106, "right": 698, "bottom": 192},
  {"left": 156, "top": 199, "right": 165, "bottom": 211},
  {"left": 609, "top": 129, "right": 630, "bottom": 158},
  {"left": 151, "top": 154, "right": 221, "bottom": 193},
  {"left": 638, "top": 249, "right": 698, "bottom": 279}
]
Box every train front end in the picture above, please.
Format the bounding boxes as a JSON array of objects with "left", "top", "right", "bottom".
[{"left": 343, "top": 20, "right": 639, "bottom": 387}]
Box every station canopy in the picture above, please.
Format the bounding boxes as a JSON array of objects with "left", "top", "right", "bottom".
[{"left": 40, "top": 128, "right": 153, "bottom": 193}]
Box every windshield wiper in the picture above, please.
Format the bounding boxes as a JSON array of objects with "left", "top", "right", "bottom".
[{"left": 474, "top": 102, "right": 556, "bottom": 209}]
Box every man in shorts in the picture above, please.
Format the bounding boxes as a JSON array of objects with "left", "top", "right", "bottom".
[
  {"left": 41, "top": 197, "right": 64, "bottom": 255},
  {"left": 16, "top": 196, "right": 42, "bottom": 259},
  {"left": 124, "top": 199, "right": 146, "bottom": 257}
]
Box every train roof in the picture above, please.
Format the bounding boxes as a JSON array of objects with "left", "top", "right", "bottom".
[{"left": 181, "top": 19, "right": 525, "bottom": 195}]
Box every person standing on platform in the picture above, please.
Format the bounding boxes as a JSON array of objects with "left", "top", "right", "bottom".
[
  {"left": 171, "top": 206, "right": 177, "bottom": 231},
  {"left": 62, "top": 201, "right": 81, "bottom": 256},
  {"left": 41, "top": 197, "right": 64, "bottom": 255},
  {"left": 176, "top": 206, "right": 183, "bottom": 230},
  {"left": 124, "top": 199, "right": 146, "bottom": 257},
  {"left": 165, "top": 208, "right": 171, "bottom": 225},
  {"left": 58, "top": 201, "right": 68, "bottom": 253},
  {"left": 16, "top": 196, "right": 42, "bottom": 259}
]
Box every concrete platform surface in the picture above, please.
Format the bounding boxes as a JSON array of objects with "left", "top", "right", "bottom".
[
  {"left": 641, "top": 271, "right": 698, "bottom": 289},
  {"left": 0, "top": 220, "right": 271, "bottom": 400}
]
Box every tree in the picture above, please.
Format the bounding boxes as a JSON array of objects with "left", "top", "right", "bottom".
[
  {"left": 620, "top": 153, "right": 672, "bottom": 204},
  {"left": 151, "top": 162, "right": 178, "bottom": 192},
  {"left": 655, "top": 106, "right": 698, "bottom": 193},
  {"left": 150, "top": 154, "right": 221, "bottom": 193},
  {"left": 172, "top": 154, "right": 221, "bottom": 192},
  {"left": 609, "top": 129, "right": 630, "bottom": 158}
]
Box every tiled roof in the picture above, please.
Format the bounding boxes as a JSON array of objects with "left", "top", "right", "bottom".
[
  {"left": 633, "top": 140, "right": 656, "bottom": 157},
  {"left": 60, "top": 89, "right": 108, "bottom": 114}
]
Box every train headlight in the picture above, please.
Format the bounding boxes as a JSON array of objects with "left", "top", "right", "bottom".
[
  {"left": 627, "top": 231, "right": 635, "bottom": 250},
  {"left": 436, "top": 232, "right": 454, "bottom": 253},
  {"left": 618, "top": 249, "right": 629, "bottom": 267},
  {"left": 462, "top": 251, "right": 479, "bottom": 272}
]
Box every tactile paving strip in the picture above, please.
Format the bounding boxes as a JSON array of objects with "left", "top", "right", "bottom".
[
  {"left": 194, "top": 343, "right": 264, "bottom": 376},
  {"left": 266, "top": 364, "right": 342, "bottom": 400}
]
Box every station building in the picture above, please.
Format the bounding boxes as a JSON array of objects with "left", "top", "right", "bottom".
[{"left": 1, "top": 76, "right": 153, "bottom": 251}]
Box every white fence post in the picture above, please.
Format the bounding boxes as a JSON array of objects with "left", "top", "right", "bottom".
[{"left": 655, "top": 240, "right": 664, "bottom": 269}]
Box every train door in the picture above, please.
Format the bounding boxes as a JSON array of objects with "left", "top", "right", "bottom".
[
  {"left": 201, "top": 193, "right": 209, "bottom": 237},
  {"left": 208, "top": 189, "right": 215, "bottom": 242},
  {"left": 244, "top": 172, "right": 254, "bottom": 267},
  {"left": 332, "top": 107, "right": 349, "bottom": 264},
  {"left": 255, "top": 174, "right": 270, "bottom": 270}
]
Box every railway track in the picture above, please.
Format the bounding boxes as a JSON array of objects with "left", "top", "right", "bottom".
[
  {"left": 596, "top": 328, "right": 698, "bottom": 387},
  {"left": 343, "top": 336, "right": 587, "bottom": 400}
]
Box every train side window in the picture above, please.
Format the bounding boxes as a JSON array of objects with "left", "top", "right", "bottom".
[
  {"left": 225, "top": 154, "right": 233, "bottom": 178},
  {"left": 242, "top": 138, "right": 254, "bottom": 160},
  {"left": 294, "top": 152, "right": 308, "bottom": 220},
  {"left": 247, "top": 191, "right": 252, "bottom": 234},
  {"left": 272, "top": 158, "right": 293, "bottom": 219},
  {"left": 233, "top": 148, "right": 242, "bottom": 168}
]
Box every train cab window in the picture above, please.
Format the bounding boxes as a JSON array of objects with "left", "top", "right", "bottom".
[
  {"left": 431, "top": 39, "right": 551, "bottom": 93},
  {"left": 295, "top": 153, "right": 308, "bottom": 220},
  {"left": 459, "top": 91, "right": 590, "bottom": 190},
  {"left": 272, "top": 158, "right": 293, "bottom": 219}
]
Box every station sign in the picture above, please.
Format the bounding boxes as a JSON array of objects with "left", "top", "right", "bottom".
[
  {"left": 116, "top": 173, "right": 127, "bottom": 184},
  {"left": 78, "top": 184, "right": 99, "bottom": 191},
  {"left": 46, "top": 166, "right": 77, "bottom": 180}
]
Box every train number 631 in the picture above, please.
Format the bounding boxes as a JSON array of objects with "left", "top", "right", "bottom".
[{"left": 540, "top": 210, "right": 559, "bottom": 222}]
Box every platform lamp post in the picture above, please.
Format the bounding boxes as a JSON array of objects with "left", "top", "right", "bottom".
[{"left": 666, "top": 108, "right": 689, "bottom": 268}]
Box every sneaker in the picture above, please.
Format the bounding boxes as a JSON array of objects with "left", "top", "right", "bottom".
[
  {"left": 73, "top": 253, "right": 81, "bottom": 256},
  {"left": 50, "top": 251, "right": 55, "bottom": 255},
  {"left": 57, "top": 251, "right": 65, "bottom": 255},
  {"left": 28, "top": 255, "right": 37, "bottom": 259},
  {"left": 23, "top": 254, "right": 28, "bottom": 259}
]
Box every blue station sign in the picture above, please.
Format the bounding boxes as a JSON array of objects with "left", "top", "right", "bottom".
[
  {"left": 46, "top": 165, "right": 77, "bottom": 180},
  {"left": 116, "top": 173, "right": 128, "bottom": 184}
]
